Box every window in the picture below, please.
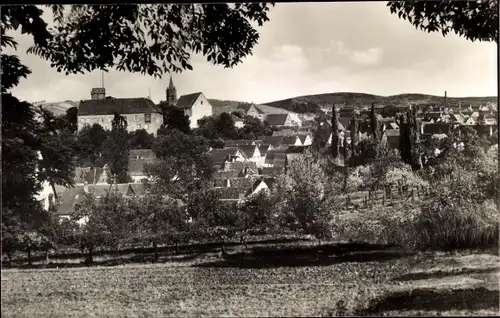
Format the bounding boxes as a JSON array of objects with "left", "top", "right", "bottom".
[
  {"left": 144, "top": 124, "right": 149, "bottom": 130},
  {"left": 200, "top": 100, "right": 203, "bottom": 105},
  {"left": 137, "top": 124, "right": 142, "bottom": 129},
  {"left": 134, "top": 115, "right": 138, "bottom": 121},
  {"left": 144, "top": 113, "right": 151, "bottom": 123},
  {"left": 101, "top": 118, "right": 104, "bottom": 122}
]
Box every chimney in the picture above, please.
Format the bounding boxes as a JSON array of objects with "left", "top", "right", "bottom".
[
  {"left": 91, "top": 87, "right": 106, "bottom": 100},
  {"left": 444, "top": 90, "right": 447, "bottom": 106}
]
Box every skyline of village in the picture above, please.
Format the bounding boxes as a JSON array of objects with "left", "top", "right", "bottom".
[{"left": 7, "top": 2, "right": 497, "bottom": 104}]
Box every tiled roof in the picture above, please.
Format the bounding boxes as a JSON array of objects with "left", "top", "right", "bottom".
[
  {"left": 213, "top": 170, "right": 240, "bottom": 179},
  {"left": 224, "top": 161, "right": 258, "bottom": 176},
  {"left": 129, "top": 149, "right": 156, "bottom": 159},
  {"left": 74, "top": 166, "right": 108, "bottom": 184},
  {"left": 260, "top": 167, "right": 284, "bottom": 176},
  {"left": 297, "top": 134, "right": 310, "bottom": 144},
  {"left": 272, "top": 129, "right": 296, "bottom": 137},
  {"left": 55, "top": 185, "right": 87, "bottom": 216},
  {"left": 422, "top": 123, "right": 452, "bottom": 135},
  {"left": 128, "top": 158, "right": 155, "bottom": 176},
  {"left": 258, "top": 145, "right": 270, "bottom": 155},
  {"left": 225, "top": 140, "right": 254, "bottom": 147},
  {"left": 238, "top": 145, "right": 259, "bottom": 158},
  {"left": 209, "top": 148, "right": 246, "bottom": 166},
  {"left": 264, "top": 114, "right": 289, "bottom": 126},
  {"left": 237, "top": 103, "right": 266, "bottom": 115},
  {"left": 255, "top": 104, "right": 291, "bottom": 115},
  {"left": 273, "top": 150, "right": 287, "bottom": 168},
  {"left": 388, "top": 122, "right": 399, "bottom": 129},
  {"left": 228, "top": 177, "right": 255, "bottom": 193},
  {"left": 175, "top": 92, "right": 202, "bottom": 109},
  {"left": 249, "top": 177, "right": 276, "bottom": 194},
  {"left": 129, "top": 183, "right": 147, "bottom": 196},
  {"left": 282, "top": 136, "right": 299, "bottom": 145},
  {"left": 78, "top": 98, "right": 160, "bottom": 116},
  {"left": 260, "top": 136, "right": 285, "bottom": 147},
  {"left": 287, "top": 145, "right": 308, "bottom": 154}
]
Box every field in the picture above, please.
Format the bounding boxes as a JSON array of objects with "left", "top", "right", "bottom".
[{"left": 2, "top": 243, "right": 499, "bottom": 317}]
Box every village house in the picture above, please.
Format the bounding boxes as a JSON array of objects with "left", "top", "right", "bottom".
[
  {"left": 264, "top": 113, "right": 301, "bottom": 128},
  {"left": 236, "top": 145, "right": 262, "bottom": 166},
  {"left": 258, "top": 144, "right": 273, "bottom": 167},
  {"left": 127, "top": 149, "right": 156, "bottom": 182},
  {"left": 232, "top": 114, "right": 244, "bottom": 128},
  {"left": 78, "top": 88, "right": 163, "bottom": 135},
  {"left": 248, "top": 177, "right": 276, "bottom": 196},
  {"left": 298, "top": 134, "right": 313, "bottom": 146},
  {"left": 52, "top": 183, "right": 140, "bottom": 224},
  {"left": 166, "top": 76, "right": 213, "bottom": 129},
  {"left": 224, "top": 140, "right": 255, "bottom": 147},
  {"left": 208, "top": 148, "right": 248, "bottom": 169},
  {"left": 219, "top": 161, "right": 259, "bottom": 177},
  {"left": 237, "top": 103, "right": 266, "bottom": 120},
  {"left": 282, "top": 135, "right": 303, "bottom": 146}
]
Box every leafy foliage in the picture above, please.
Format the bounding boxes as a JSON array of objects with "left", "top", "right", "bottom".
[
  {"left": 102, "top": 114, "right": 131, "bottom": 183},
  {"left": 274, "top": 151, "right": 336, "bottom": 240},
  {"left": 159, "top": 103, "right": 191, "bottom": 135},
  {"left": 128, "top": 129, "right": 155, "bottom": 149},
  {"left": 388, "top": 0, "right": 498, "bottom": 43},
  {"left": 145, "top": 129, "right": 213, "bottom": 199},
  {"left": 36, "top": 107, "right": 77, "bottom": 199},
  {"left": 76, "top": 124, "right": 109, "bottom": 167},
  {"left": 17, "top": 4, "right": 274, "bottom": 76}
]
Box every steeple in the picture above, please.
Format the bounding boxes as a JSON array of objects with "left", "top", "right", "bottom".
[{"left": 166, "top": 75, "right": 177, "bottom": 106}]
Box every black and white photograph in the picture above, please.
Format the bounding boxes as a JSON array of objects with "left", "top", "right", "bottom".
[{"left": 1, "top": 1, "right": 499, "bottom": 316}]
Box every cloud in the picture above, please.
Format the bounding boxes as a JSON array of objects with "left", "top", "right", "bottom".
[{"left": 350, "top": 47, "right": 384, "bottom": 66}]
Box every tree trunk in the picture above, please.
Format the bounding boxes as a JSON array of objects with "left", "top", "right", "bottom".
[
  {"left": 221, "top": 241, "right": 227, "bottom": 256},
  {"left": 175, "top": 241, "right": 180, "bottom": 254},
  {"left": 50, "top": 182, "right": 59, "bottom": 201},
  {"left": 27, "top": 247, "right": 32, "bottom": 266},
  {"left": 85, "top": 245, "right": 94, "bottom": 265},
  {"left": 45, "top": 249, "right": 50, "bottom": 264},
  {"left": 153, "top": 241, "right": 158, "bottom": 263}
]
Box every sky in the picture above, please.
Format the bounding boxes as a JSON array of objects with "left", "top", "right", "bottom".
[{"left": 7, "top": 2, "right": 498, "bottom": 105}]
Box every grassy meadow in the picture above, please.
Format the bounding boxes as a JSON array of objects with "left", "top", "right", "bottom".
[{"left": 2, "top": 241, "right": 499, "bottom": 317}]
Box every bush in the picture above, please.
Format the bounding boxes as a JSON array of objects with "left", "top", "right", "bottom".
[{"left": 381, "top": 199, "right": 499, "bottom": 251}]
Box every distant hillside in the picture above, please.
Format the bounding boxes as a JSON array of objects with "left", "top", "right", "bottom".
[
  {"left": 264, "top": 93, "right": 497, "bottom": 114},
  {"left": 208, "top": 99, "right": 244, "bottom": 109}
]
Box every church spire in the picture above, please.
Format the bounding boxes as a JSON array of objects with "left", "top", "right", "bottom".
[{"left": 166, "top": 74, "right": 177, "bottom": 106}]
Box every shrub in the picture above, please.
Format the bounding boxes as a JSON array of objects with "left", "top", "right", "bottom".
[{"left": 381, "top": 199, "right": 499, "bottom": 251}]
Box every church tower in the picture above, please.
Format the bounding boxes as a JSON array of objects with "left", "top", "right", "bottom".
[{"left": 166, "top": 75, "right": 177, "bottom": 106}]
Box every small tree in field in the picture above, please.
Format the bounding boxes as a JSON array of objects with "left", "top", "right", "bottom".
[
  {"left": 187, "top": 189, "right": 238, "bottom": 254},
  {"left": 130, "top": 194, "right": 187, "bottom": 262},
  {"left": 73, "top": 193, "right": 129, "bottom": 264},
  {"left": 237, "top": 190, "right": 277, "bottom": 245},
  {"left": 274, "top": 151, "right": 335, "bottom": 243}
]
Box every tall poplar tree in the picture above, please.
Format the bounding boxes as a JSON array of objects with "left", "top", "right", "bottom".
[
  {"left": 331, "top": 104, "right": 339, "bottom": 159},
  {"left": 102, "top": 114, "right": 131, "bottom": 184}
]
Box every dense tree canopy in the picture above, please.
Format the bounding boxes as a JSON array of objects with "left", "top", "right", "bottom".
[
  {"left": 388, "top": 0, "right": 498, "bottom": 43},
  {"left": 2, "top": 4, "right": 274, "bottom": 77}
]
